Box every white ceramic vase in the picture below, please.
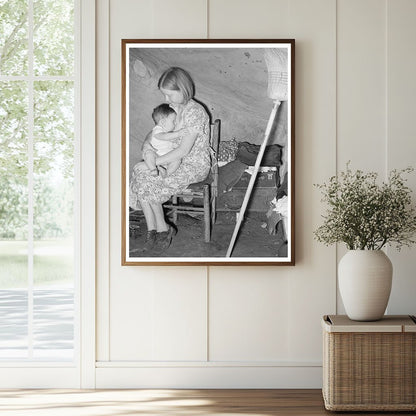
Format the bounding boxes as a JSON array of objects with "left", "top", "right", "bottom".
[{"left": 338, "top": 250, "right": 393, "bottom": 321}]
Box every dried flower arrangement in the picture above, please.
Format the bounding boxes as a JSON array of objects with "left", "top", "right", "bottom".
[{"left": 314, "top": 164, "right": 416, "bottom": 250}]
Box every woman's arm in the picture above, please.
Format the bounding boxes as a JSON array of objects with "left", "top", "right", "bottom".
[{"left": 155, "top": 131, "right": 197, "bottom": 165}]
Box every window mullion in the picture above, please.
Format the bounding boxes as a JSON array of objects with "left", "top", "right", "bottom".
[{"left": 27, "top": 0, "right": 34, "bottom": 360}]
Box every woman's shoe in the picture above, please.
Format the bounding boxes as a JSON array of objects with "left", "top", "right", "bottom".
[
  {"left": 141, "top": 230, "right": 157, "bottom": 252},
  {"left": 153, "top": 225, "right": 177, "bottom": 254}
]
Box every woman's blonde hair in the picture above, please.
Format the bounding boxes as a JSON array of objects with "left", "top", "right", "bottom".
[{"left": 158, "top": 67, "right": 195, "bottom": 102}]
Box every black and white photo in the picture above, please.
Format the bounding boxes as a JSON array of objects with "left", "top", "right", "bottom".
[{"left": 122, "top": 40, "right": 295, "bottom": 265}]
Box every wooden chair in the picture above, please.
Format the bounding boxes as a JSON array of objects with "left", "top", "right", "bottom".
[{"left": 164, "top": 119, "right": 221, "bottom": 242}]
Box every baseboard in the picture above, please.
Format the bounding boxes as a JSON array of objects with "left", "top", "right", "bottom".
[{"left": 95, "top": 364, "right": 322, "bottom": 389}]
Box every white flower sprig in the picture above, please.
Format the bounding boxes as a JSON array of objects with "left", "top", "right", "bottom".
[{"left": 314, "top": 164, "right": 416, "bottom": 250}]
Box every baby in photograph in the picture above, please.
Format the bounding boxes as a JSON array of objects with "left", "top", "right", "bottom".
[{"left": 141, "top": 103, "right": 187, "bottom": 177}]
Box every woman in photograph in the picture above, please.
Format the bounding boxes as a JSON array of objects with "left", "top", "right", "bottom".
[{"left": 130, "top": 67, "right": 211, "bottom": 254}]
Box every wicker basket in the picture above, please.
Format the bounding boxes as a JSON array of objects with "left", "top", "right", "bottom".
[{"left": 322, "top": 315, "right": 416, "bottom": 411}]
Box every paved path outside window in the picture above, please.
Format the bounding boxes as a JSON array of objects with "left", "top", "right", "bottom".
[{"left": 0, "top": 288, "right": 74, "bottom": 360}]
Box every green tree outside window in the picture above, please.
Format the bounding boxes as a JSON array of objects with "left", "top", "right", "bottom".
[{"left": 1, "top": 0, "right": 75, "bottom": 288}]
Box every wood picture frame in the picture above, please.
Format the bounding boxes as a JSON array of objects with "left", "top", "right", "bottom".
[{"left": 122, "top": 39, "right": 295, "bottom": 265}]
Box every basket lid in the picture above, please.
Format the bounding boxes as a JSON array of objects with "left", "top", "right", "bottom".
[{"left": 322, "top": 315, "right": 416, "bottom": 333}]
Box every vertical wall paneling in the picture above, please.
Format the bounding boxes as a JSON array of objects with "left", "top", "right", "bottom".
[
  {"left": 209, "top": 0, "right": 289, "bottom": 38},
  {"left": 336, "top": 0, "right": 387, "bottom": 313},
  {"left": 209, "top": 268, "right": 290, "bottom": 362},
  {"left": 336, "top": 0, "right": 387, "bottom": 172},
  {"left": 207, "top": 0, "right": 336, "bottom": 367},
  {"left": 386, "top": 0, "right": 416, "bottom": 314},
  {"left": 107, "top": 0, "right": 157, "bottom": 361},
  {"left": 109, "top": 268, "right": 207, "bottom": 361},
  {"left": 150, "top": 0, "right": 207, "bottom": 38},
  {"left": 286, "top": 0, "right": 337, "bottom": 361},
  {"left": 107, "top": 0, "right": 208, "bottom": 363},
  {"left": 94, "top": 0, "right": 416, "bottom": 388},
  {"left": 151, "top": 273, "right": 208, "bottom": 361}
]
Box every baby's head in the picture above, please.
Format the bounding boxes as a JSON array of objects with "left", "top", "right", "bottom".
[{"left": 152, "top": 104, "right": 176, "bottom": 131}]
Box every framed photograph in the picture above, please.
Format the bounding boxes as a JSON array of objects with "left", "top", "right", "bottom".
[{"left": 122, "top": 39, "right": 295, "bottom": 265}]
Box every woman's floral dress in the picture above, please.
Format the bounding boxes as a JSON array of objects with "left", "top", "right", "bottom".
[{"left": 130, "top": 99, "right": 210, "bottom": 207}]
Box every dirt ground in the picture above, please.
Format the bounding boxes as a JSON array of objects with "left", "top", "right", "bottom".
[{"left": 129, "top": 211, "right": 287, "bottom": 259}]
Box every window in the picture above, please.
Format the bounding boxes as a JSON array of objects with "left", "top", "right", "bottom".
[{"left": 0, "top": 0, "right": 78, "bottom": 361}]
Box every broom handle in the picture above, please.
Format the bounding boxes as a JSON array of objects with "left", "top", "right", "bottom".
[{"left": 226, "top": 100, "right": 281, "bottom": 257}]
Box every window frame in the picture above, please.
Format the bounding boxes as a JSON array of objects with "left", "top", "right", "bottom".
[{"left": 0, "top": 0, "right": 96, "bottom": 388}]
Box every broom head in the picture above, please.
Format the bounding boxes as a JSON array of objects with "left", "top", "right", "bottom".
[{"left": 264, "top": 49, "right": 288, "bottom": 101}]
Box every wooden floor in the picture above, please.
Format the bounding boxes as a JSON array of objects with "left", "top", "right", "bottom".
[{"left": 0, "top": 389, "right": 413, "bottom": 415}]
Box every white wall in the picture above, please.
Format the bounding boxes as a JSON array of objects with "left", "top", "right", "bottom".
[{"left": 95, "top": 0, "right": 416, "bottom": 388}]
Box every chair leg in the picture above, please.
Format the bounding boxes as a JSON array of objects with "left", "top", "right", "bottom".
[
  {"left": 203, "top": 185, "right": 210, "bottom": 242},
  {"left": 172, "top": 195, "right": 178, "bottom": 224},
  {"left": 211, "top": 196, "right": 217, "bottom": 225}
]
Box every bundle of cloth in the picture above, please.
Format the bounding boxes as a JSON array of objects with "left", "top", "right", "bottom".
[
  {"left": 217, "top": 138, "right": 239, "bottom": 163},
  {"left": 218, "top": 141, "right": 282, "bottom": 194}
]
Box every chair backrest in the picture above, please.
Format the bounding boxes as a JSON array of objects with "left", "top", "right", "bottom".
[{"left": 210, "top": 119, "right": 221, "bottom": 197}]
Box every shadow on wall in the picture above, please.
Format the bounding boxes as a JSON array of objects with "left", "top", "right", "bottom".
[{"left": 128, "top": 47, "right": 288, "bottom": 172}]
